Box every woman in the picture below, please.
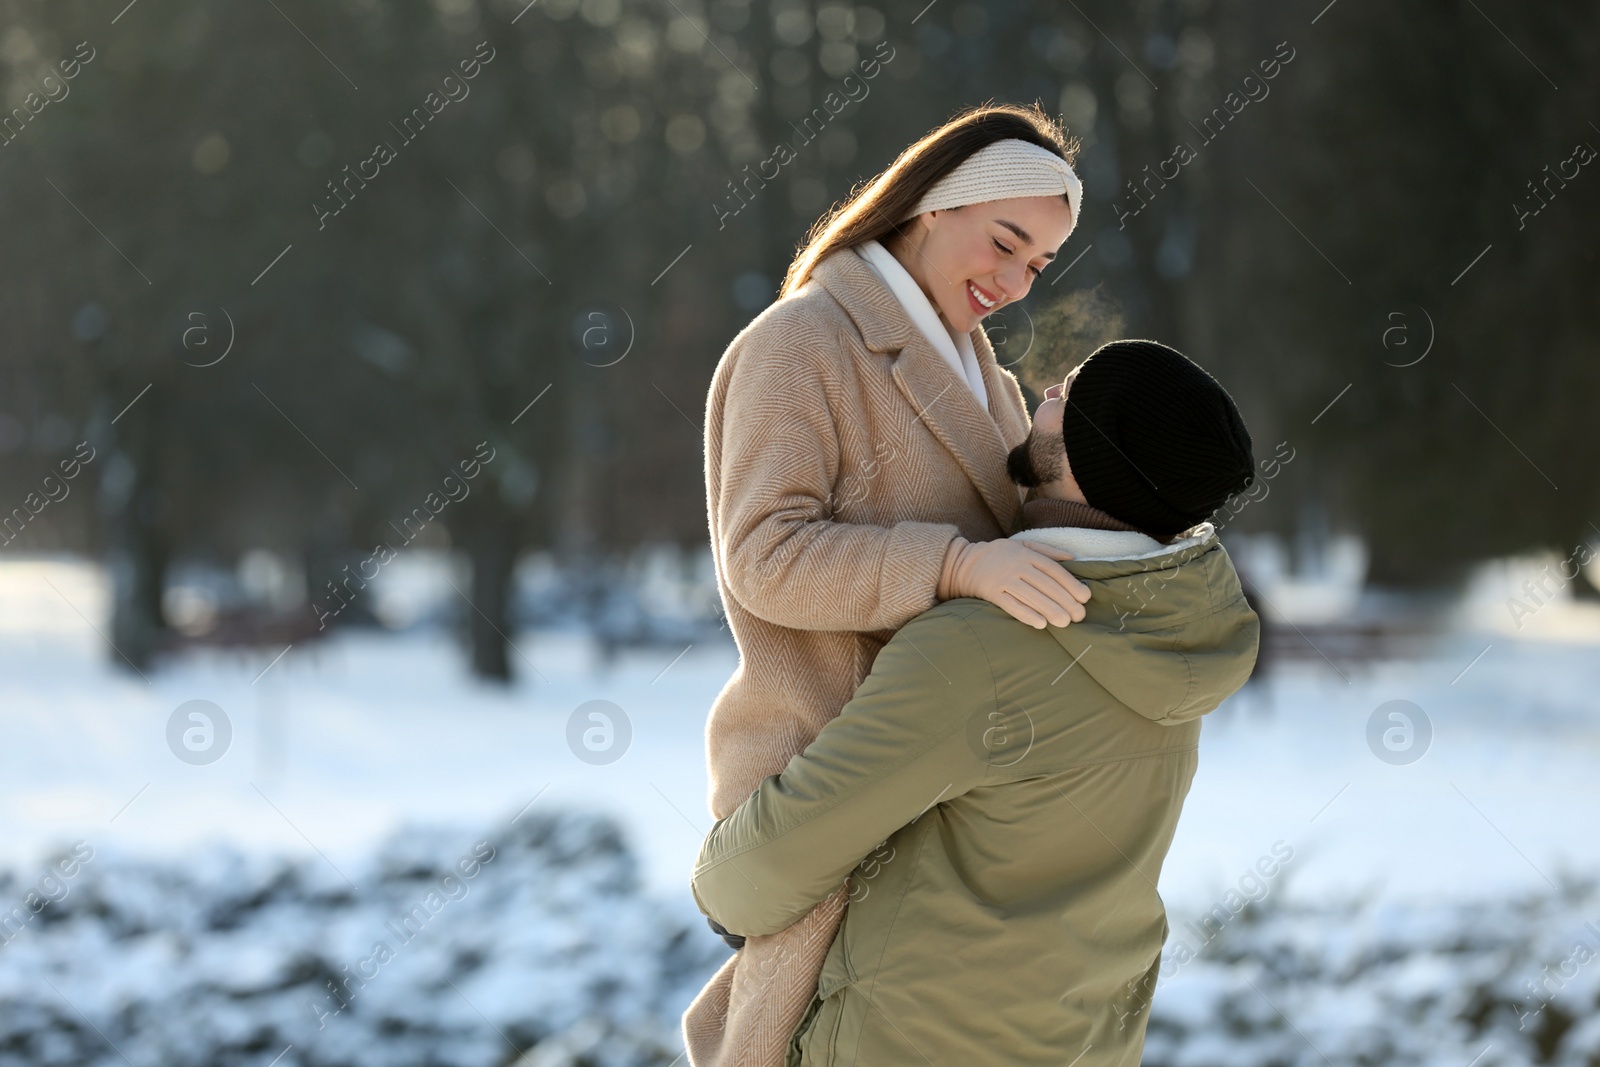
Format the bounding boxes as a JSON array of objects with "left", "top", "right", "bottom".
[{"left": 684, "top": 103, "right": 1089, "bottom": 1067}]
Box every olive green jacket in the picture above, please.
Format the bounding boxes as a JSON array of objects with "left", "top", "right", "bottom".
[{"left": 691, "top": 521, "right": 1260, "bottom": 1067}]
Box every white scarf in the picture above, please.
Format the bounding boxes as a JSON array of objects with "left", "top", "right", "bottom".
[
  {"left": 1011, "top": 522, "right": 1215, "bottom": 562},
  {"left": 853, "top": 239, "right": 990, "bottom": 414}
]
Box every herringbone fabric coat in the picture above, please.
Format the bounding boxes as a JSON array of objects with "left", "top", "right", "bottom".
[{"left": 682, "top": 245, "right": 1032, "bottom": 1067}]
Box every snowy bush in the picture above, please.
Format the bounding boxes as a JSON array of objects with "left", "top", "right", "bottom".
[
  {"left": 6, "top": 806, "right": 1598, "bottom": 1067},
  {"left": 1146, "top": 885, "right": 1600, "bottom": 1067},
  {"left": 0, "top": 810, "right": 722, "bottom": 1067}
]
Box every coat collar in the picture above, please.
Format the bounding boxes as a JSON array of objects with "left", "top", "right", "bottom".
[
  {"left": 1019, "top": 496, "right": 1145, "bottom": 535},
  {"left": 810, "top": 246, "right": 1028, "bottom": 534}
]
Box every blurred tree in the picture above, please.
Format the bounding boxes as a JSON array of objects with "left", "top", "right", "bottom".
[{"left": 1, "top": 0, "right": 1594, "bottom": 683}]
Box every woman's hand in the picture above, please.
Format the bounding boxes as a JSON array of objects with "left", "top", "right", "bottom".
[{"left": 937, "top": 537, "right": 1091, "bottom": 629}]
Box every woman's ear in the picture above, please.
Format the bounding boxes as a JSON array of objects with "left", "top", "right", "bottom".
[{"left": 892, "top": 213, "right": 932, "bottom": 255}]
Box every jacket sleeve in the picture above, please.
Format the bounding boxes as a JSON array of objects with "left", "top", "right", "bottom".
[
  {"left": 714, "top": 322, "right": 960, "bottom": 633},
  {"left": 690, "top": 608, "right": 993, "bottom": 936}
]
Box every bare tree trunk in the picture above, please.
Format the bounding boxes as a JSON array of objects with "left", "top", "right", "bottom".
[
  {"left": 459, "top": 492, "right": 515, "bottom": 683},
  {"left": 107, "top": 510, "right": 167, "bottom": 673},
  {"left": 105, "top": 439, "right": 169, "bottom": 672},
  {"left": 97, "top": 373, "right": 170, "bottom": 673}
]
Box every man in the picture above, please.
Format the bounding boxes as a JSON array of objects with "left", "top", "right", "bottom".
[{"left": 691, "top": 339, "right": 1262, "bottom": 1067}]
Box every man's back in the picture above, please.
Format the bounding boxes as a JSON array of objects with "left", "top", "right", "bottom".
[{"left": 693, "top": 524, "right": 1260, "bottom": 1067}]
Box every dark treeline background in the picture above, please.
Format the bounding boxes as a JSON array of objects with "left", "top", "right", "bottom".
[{"left": 1, "top": 0, "right": 1595, "bottom": 677}]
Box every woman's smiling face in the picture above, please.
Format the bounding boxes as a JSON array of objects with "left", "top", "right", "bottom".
[{"left": 895, "top": 194, "right": 1076, "bottom": 334}]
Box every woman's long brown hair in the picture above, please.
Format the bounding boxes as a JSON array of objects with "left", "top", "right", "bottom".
[{"left": 778, "top": 101, "right": 1081, "bottom": 299}]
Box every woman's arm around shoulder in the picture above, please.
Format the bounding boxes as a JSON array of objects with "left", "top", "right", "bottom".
[{"left": 710, "top": 304, "right": 958, "bottom": 633}]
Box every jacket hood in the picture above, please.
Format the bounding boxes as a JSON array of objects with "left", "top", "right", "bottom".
[{"left": 1011, "top": 522, "right": 1260, "bottom": 724}]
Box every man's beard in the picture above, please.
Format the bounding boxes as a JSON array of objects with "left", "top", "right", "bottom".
[{"left": 1006, "top": 428, "right": 1065, "bottom": 489}]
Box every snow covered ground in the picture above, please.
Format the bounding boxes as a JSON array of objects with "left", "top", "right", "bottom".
[
  {"left": 6, "top": 555, "right": 1597, "bottom": 910},
  {"left": 3, "top": 554, "right": 1599, "bottom": 1064}
]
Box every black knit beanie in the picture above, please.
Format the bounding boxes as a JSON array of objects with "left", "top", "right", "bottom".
[{"left": 1059, "top": 340, "right": 1256, "bottom": 539}]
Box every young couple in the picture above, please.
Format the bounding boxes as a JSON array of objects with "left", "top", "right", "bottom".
[{"left": 683, "top": 102, "right": 1261, "bottom": 1067}]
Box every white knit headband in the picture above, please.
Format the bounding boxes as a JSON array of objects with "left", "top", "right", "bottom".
[{"left": 907, "top": 138, "right": 1082, "bottom": 234}]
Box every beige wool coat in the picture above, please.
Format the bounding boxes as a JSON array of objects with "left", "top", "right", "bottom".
[{"left": 683, "top": 244, "right": 1033, "bottom": 1067}]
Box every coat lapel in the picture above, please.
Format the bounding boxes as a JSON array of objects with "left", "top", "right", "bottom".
[
  {"left": 971, "top": 324, "right": 1030, "bottom": 450},
  {"left": 972, "top": 323, "right": 1031, "bottom": 529},
  {"left": 811, "top": 248, "right": 1024, "bottom": 535}
]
